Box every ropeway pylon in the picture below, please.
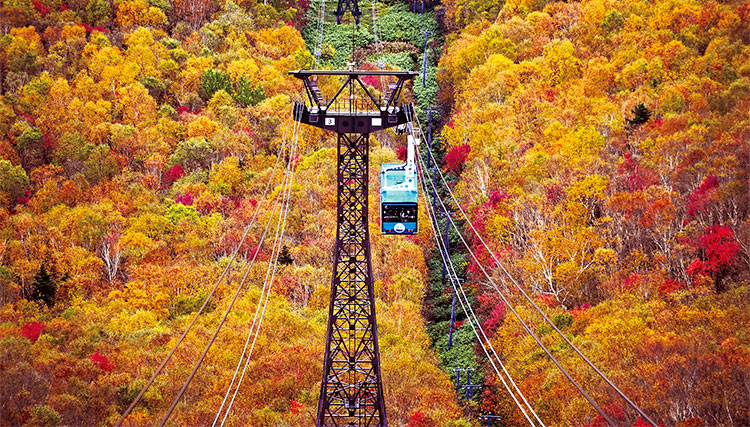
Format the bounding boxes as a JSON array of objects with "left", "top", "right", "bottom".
[{"left": 290, "top": 69, "right": 417, "bottom": 426}]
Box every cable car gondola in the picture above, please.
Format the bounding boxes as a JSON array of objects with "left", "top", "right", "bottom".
[{"left": 380, "top": 132, "right": 419, "bottom": 234}]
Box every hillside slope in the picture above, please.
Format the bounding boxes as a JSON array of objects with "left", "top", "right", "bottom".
[
  {"left": 0, "top": 1, "right": 467, "bottom": 426},
  {"left": 431, "top": 0, "right": 750, "bottom": 425}
]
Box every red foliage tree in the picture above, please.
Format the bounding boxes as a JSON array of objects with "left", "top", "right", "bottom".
[
  {"left": 32, "top": 0, "right": 50, "bottom": 15},
  {"left": 177, "top": 105, "right": 201, "bottom": 115},
  {"left": 632, "top": 418, "right": 665, "bottom": 427},
  {"left": 360, "top": 74, "right": 380, "bottom": 88},
  {"left": 89, "top": 351, "right": 114, "bottom": 371},
  {"left": 480, "top": 300, "right": 505, "bottom": 337},
  {"left": 622, "top": 272, "right": 639, "bottom": 289},
  {"left": 165, "top": 164, "right": 185, "bottom": 184},
  {"left": 488, "top": 189, "right": 508, "bottom": 207},
  {"left": 16, "top": 189, "right": 31, "bottom": 206},
  {"left": 444, "top": 144, "right": 470, "bottom": 173},
  {"left": 618, "top": 153, "right": 656, "bottom": 192},
  {"left": 247, "top": 245, "right": 263, "bottom": 260},
  {"left": 78, "top": 23, "right": 94, "bottom": 33},
  {"left": 584, "top": 403, "right": 625, "bottom": 427},
  {"left": 571, "top": 302, "right": 590, "bottom": 315},
  {"left": 660, "top": 278, "right": 687, "bottom": 294},
  {"left": 175, "top": 193, "right": 194, "bottom": 206},
  {"left": 396, "top": 145, "right": 407, "bottom": 161},
  {"left": 407, "top": 410, "right": 430, "bottom": 427},
  {"left": 687, "top": 225, "right": 740, "bottom": 292},
  {"left": 21, "top": 322, "right": 45, "bottom": 342},
  {"left": 687, "top": 175, "right": 720, "bottom": 217}
]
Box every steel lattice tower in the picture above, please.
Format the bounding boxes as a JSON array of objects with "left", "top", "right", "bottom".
[
  {"left": 322, "top": 131, "right": 384, "bottom": 425},
  {"left": 334, "top": 0, "right": 361, "bottom": 24},
  {"left": 290, "top": 70, "right": 416, "bottom": 427}
]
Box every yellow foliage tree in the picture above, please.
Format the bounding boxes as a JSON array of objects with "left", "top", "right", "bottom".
[{"left": 115, "top": 0, "right": 167, "bottom": 28}]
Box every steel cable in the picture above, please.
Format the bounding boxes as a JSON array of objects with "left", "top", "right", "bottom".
[
  {"left": 313, "top": 0, "right": 325, "bottom": 69},
  {"left": 417, "top": 118, "right": 657, "bottom": 427},
  {"left": 409, "top": 111, "right": 540, "bottom": 423},
  {"left": 416, "top": 146, "right": 617, "bottom": 426},
  {"left": 113, "top": 103, "right": 298, "bottom": 427},
  {"left": 417, "top": 161, "right": 543, "bottom": 426},
  {"left": 211, "top": 116, "right": 298, "bottom": 426},
  {"left": 370, "top": 0, "right": 387, "bottom": 92},
  {"left": 413, "top": 111, "right": 657, "bottom": 425},
  {"left": 158, "top": 106, "right": 303, "bottom": 426},
  {"left": 213, "top": 111, "right": 302, "bottom": 426}
]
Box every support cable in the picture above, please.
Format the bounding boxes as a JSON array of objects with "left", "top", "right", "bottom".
[
  {"left": 418, "top": 160, "right": 543, "bottom": 426},
  {"left": 413, "top": 113, "right": 657, "bottom": 425},
  {"left": 113, "top": 105, "right": 298, "bottom": 427},
  {"left": 218, "top": 135, "right": 298, "bottom": 426},
  {"left": 371, "top": 0, "right": 383, "bottom": 69},
  {"left": 370, "top": 0, "right": 387, "bottom": 91},
  {"left": 159, "top": 108, "right": 302, "bottom": 426},
  {"left": 350, "top": 19, "right": 357, "bottom": 64},
  {"left": 313, "top": 0, "right": 326, "bottom": 69},
  {"left": 407, "top": 111, "right": 538, "bottom": 423},
  {"left": 213, "top": 112, "right": 302, "bottom": 427},
  {"left": 416, "top": 147, "right": 617, "bottom": 426}
]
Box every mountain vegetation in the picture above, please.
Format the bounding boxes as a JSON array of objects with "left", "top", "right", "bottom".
[
  {"left": 0, "top": 0, "right": 748, "bottom": 425},
  {"left": 431, "top": 0, "right": 750, "bottom": 425},
  {"left": 0, "top": 1, "right": 464, "bottom": 425}
]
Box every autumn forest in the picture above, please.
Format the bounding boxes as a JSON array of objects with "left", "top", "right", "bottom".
[{"left": 0, "top": 0, "right": 748, "bottom": 425}]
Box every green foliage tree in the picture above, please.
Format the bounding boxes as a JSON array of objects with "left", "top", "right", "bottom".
[
  {"left": 600, "top": 10, "right": 624, "bottom": 34},
  {"left": 84, "top": 0, "right": 112, "bottom": 27},
  {"left": 84, "top": 144, "right": 119, "bottom": 183},
  {"left": 200, "top": 69, "right": 232, "bottom": 100},
  {"left": 0, "top": 159, "right": 29, "bottom": 206},
  {"left": 16, "top": 126, "right": 45, "bottom": 170},
  {"left": 31, "top": 265, "right": 56, "bottom": 305},
  {"left": 627, "top": 103, "right": 652, "bottom": 127},
  {"left": 165, "top": 203, "right": 200, "bottom": 224},
  {"left": 234, "top": 76, "right": 265, "bottom": 107},
  {"left": 169, "top": 137, "right": 214, "bottom": 172}
]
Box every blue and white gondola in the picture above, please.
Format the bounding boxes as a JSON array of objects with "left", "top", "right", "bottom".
[{"left": 380, "top": 133, "right": 419, "bottom": 234}]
